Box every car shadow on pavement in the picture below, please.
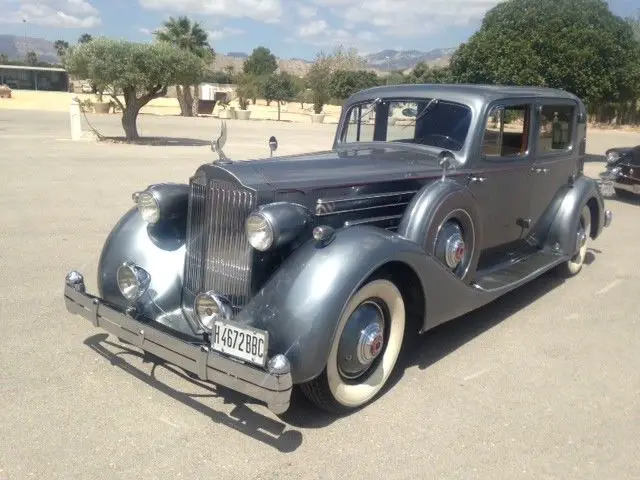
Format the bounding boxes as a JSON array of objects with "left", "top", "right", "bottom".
[
  {"left": 282, "top": 268, "right": 586, "bottom": 429},
  {"left": 83, "top": 333, "right": 304, "bottom": 453},
  {"left": 99, "top": 136, "right": 212, "bottom": 146}
]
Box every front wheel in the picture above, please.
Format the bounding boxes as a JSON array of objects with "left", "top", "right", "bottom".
[
  {"left": 300, "top": 277, "right": 406, "bottom": 414},
  {"left": 556, "top": 205, "right": 591, "bottom": 278}
]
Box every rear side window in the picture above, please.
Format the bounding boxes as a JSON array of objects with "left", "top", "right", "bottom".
[
  {"left": 538, "top": 105, "right": 574, "bottom": 153},
  {"left": 482, "top": 104, "right": 531, "bottom": 158}
]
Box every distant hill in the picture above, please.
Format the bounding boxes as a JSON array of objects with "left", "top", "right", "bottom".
[
  {"left": 0, "top": 35, "right": 60, "bottom": 64},
  {"left": 0, "top": 34, "right": 455, "bottom": 77},
  {"left": 365, "top": 48, "right": 457, "bottom": 72}
]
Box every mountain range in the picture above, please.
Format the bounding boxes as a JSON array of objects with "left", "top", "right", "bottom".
[{"left": 0, "top": 34, "right": 455, "bottom": 75}]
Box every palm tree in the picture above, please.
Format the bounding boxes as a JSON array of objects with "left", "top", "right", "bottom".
[
  {"left": 54, "top": 40, "right": 69, "bottom": 61},
  {"left": 154, "top": 16, "right": 213, "bottom": 116}
]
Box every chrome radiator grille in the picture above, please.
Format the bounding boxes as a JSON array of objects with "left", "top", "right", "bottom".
[{"left": 184, "top": 178, "right": 257, "bottom": 310}]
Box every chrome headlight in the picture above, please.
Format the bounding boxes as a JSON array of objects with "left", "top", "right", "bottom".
[
  {"left": 245, "top": 213, "right": 274, "bottom": 252},
  {"left": 245, "top": 203, "right": 310, "bottom": 252},
  {"left": 116, "top": 262, "right": 151, "bottom": 301},
  {"left": 606, "top": 151, "right": 620, "bottom": 164},
  {"left": 194, "top": 292, "right": 232, "bottom": 331},
  {"left": 133, "top": 191, "right": 160, "bottom": 224}
]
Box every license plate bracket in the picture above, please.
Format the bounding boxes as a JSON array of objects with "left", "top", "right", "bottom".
[{"left": 211, "top": 319, "right": 269, "bottom": 368}]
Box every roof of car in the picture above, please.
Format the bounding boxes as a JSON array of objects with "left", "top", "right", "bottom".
[{"left": 346, "top": 83, "right": 583, "bottom": 107}]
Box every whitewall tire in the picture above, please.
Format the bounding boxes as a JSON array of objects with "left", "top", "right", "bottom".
[{"left": 301, "top": 277, "right": 406, "bottom": 413}]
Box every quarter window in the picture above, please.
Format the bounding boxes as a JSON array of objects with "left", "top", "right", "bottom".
[
  {"left": 538, "top": 105, "right": 574, "bottom": 153},
  {"left": 482, "top": 105, "right": 531, "bottom": 158},
  {"left": 344, "top": 102, "right": 376, "bottom": 143}
]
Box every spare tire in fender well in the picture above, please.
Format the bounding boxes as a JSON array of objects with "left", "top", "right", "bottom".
[{"left": 397, "top": 179, "right": 483, "bottom": 282}]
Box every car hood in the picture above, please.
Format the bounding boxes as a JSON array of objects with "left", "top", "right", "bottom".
[{"left": 242, "top": 145, "right": 445, "bottom": 190}]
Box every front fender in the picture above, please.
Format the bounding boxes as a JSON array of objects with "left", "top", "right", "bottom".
[
  {"left": 97, "top": 206, "right": 199, "bottom": 339},
  {"left": 545, "top": 175, "right": 605, "bottom": 255},
  {"left": 236, "top": 225, "right": 491, "bottom": 384}
]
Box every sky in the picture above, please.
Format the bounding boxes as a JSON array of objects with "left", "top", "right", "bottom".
[{"left": 0, "top": 0, "right": 638, "bottom": 59}]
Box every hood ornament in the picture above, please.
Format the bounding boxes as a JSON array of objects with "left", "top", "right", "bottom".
[{"left": 211, "top": 120, "right": 230, "bottom": 163}]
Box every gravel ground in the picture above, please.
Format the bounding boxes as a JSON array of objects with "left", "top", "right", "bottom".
[{"left": 0, "top": 109, "right": 639, "bottom": 480}]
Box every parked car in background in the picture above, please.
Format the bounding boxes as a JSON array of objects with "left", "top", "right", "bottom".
[
  {"left": 64, "top": 84, "right": 612, "bottom": 416},
  {"left": 600, "top": 145, "right": 640, "bottom": 198}
]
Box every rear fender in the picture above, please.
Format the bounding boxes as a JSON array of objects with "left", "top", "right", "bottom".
[
  {"left": 544, "top": 175, "right": 605, "bottom": 255},
  {"left": 236, "top": 225, "right": 491, "bottom": 384}
]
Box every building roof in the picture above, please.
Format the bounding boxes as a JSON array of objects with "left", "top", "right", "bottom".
[{"left": 0, "top": 64, "right": 66, "bottom": 72}]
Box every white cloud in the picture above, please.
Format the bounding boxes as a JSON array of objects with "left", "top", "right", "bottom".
[
  {"left": 298, "top": 19, "right": 328, "bottom": 37},
  {"left": 297, "top": 4, "right": 318, "bottom": 18},
  {"left": 0, "top": 0, "right": 101, "bottom": 28},
  {"left": 207, "top": 27, "right": 244, "bottom": 40},
  {"left": 311, "top": 0, "right": 501, "bottom": 37},
  {"left": 139, "top": 0, "right": 283, "bottom": 23}
]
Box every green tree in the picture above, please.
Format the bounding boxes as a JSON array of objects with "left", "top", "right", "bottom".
[
  {"left": 409, "top": 63, "right": 453, "bottom": 84},
  {"left": 0, "top": 53, "right": 8, "bottom": 64},
  {"left": 306, "top": 52, "right": 332, "bottom": 114},
  {"left": 243, "top": 46, "right": 278, "bottom": 105},
  {"left": 154, "top": 15, "right": 213, "bottom": 117},
  {"left": 328, "top": 69, "right": 379, "bottom": 102},
  {"left": 78, "top": 33, "right": 93, "bottom": 44},
  {"left": 243, "top": 46, "right": 278, "bottom": 76},
  {"left": 25, "top": 51, "right": 38, "bottom": 66},
  {"left": 263, "top": 72, "right": 297, "bottom": 120},
  {"left": 450, "top": 0, "right": 640, "bottom": 121},
  {"left": 64, "top": 38, "right": 205, "bottom": 141},
  {"left": 54, "top": 40, "right": 69, "bottom": 60}
]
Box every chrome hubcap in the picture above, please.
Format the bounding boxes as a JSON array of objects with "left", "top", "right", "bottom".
[
  {"left": 436, "top": 221, "right": 466, "bottom": 271},
  {"left": 338, "top": 300, "right": 386, "bottom": 380}
]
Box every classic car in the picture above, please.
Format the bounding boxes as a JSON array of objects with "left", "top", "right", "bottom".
[
  {"left": 64, "top": 84, "right": 613, "bottom": 415},
  {"left": 600, "top": 144, "right": 640, "bottom": 197}
]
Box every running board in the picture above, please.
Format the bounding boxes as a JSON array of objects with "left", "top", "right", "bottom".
[{"left": 472, "top": 250, "right": 567, "bottom": 293}]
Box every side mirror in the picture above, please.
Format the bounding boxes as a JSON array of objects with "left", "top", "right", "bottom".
[{"left": 269, "top": 136, "right": 278, "bottom": 157}]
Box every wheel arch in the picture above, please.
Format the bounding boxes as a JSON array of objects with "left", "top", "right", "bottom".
[{"left": 360, "top": 260, "right": 427, "bottom": 338}]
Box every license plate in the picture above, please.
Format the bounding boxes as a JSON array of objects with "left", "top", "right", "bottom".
[{"left": 211, "top": 320, "right": 268, "bottom": 367}]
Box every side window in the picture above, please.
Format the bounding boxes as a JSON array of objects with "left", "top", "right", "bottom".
[
  {"left": 482, "top": 104, "right": 531, "bottom": 158},
  {"left": 538, "top": 105, "right": 574, "bottom": 153},
  {"left": 344, "top": 103, "right": 376, "bottom": 143}
]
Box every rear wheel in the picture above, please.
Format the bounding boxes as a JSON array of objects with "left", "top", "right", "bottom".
[
  {"left": 300, "top": 276, "right": 406, "bottom": 414},
  {"left": 556, "top": 205, "right": 591, "bottom": 277}
]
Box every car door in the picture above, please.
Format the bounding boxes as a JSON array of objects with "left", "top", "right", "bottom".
[
  {"left": 527, "top": 99, "right": 581, "bottom": 227},
  {"left": 467, "top": 101, "right": 535, "bottom": 251}
]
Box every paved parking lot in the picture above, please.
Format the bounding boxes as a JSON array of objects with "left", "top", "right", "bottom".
[{"left": 1, "top": 109, "right": 639, "bottom": 480}]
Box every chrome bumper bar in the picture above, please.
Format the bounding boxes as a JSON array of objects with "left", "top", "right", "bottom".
[{"left": 63, "top": 272, "right": 292, "bottom": 415}]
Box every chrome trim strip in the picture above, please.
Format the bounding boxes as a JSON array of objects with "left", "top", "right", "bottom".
[
  {"left": 64, "top": 279, "right": 292, "bottom": 414},
  {"left": 344, "top": 214, "right": 403, "bottom": 228}
]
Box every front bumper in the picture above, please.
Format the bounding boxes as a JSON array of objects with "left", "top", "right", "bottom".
[{"left": 63, "top": 272, "right": 292, "bottom": 415}]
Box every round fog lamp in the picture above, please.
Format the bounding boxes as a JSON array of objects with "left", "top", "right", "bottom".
[
  {"left": 116, "top": 262, "right": 150, "bottom": 301},
  {"left": 195, "top": 292, "right": 231, "bottom": 331},
  {"left": 135, "top": 191, "right": 160, "bottom": 224},
  {"left": 245, "top": 213, "right": 274, "bottom": 251}
]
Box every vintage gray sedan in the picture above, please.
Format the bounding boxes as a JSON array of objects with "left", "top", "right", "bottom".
[{"left": 64, "top": 84, "right": 613, "bottom": 415}]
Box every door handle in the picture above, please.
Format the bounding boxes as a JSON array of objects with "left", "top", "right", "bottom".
[
  {"left": 532, "top": 167, "right": 550, "bottom": 175},
  {"left": 469, "top": 175, "right": 487, "bottom": 183}
]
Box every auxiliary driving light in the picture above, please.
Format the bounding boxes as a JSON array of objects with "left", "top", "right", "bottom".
[
  {"left": 194, "top": 291, "right": 232, "bottom": 331},
  {"left": 116, "top": 262, "right": 151, "bottom": 301}
]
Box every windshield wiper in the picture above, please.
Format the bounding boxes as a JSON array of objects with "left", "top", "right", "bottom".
[{"left": 404, "top": 97, "right": 439, "bottom": 129}]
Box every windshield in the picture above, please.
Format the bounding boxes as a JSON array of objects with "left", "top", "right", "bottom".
[{"left": 340, "top": 97, "right": 472, "bottom": 151}]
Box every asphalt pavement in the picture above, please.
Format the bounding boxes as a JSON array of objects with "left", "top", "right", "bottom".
[{"left": 0, "top": 109, "right": 639, "bottom": 480}]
